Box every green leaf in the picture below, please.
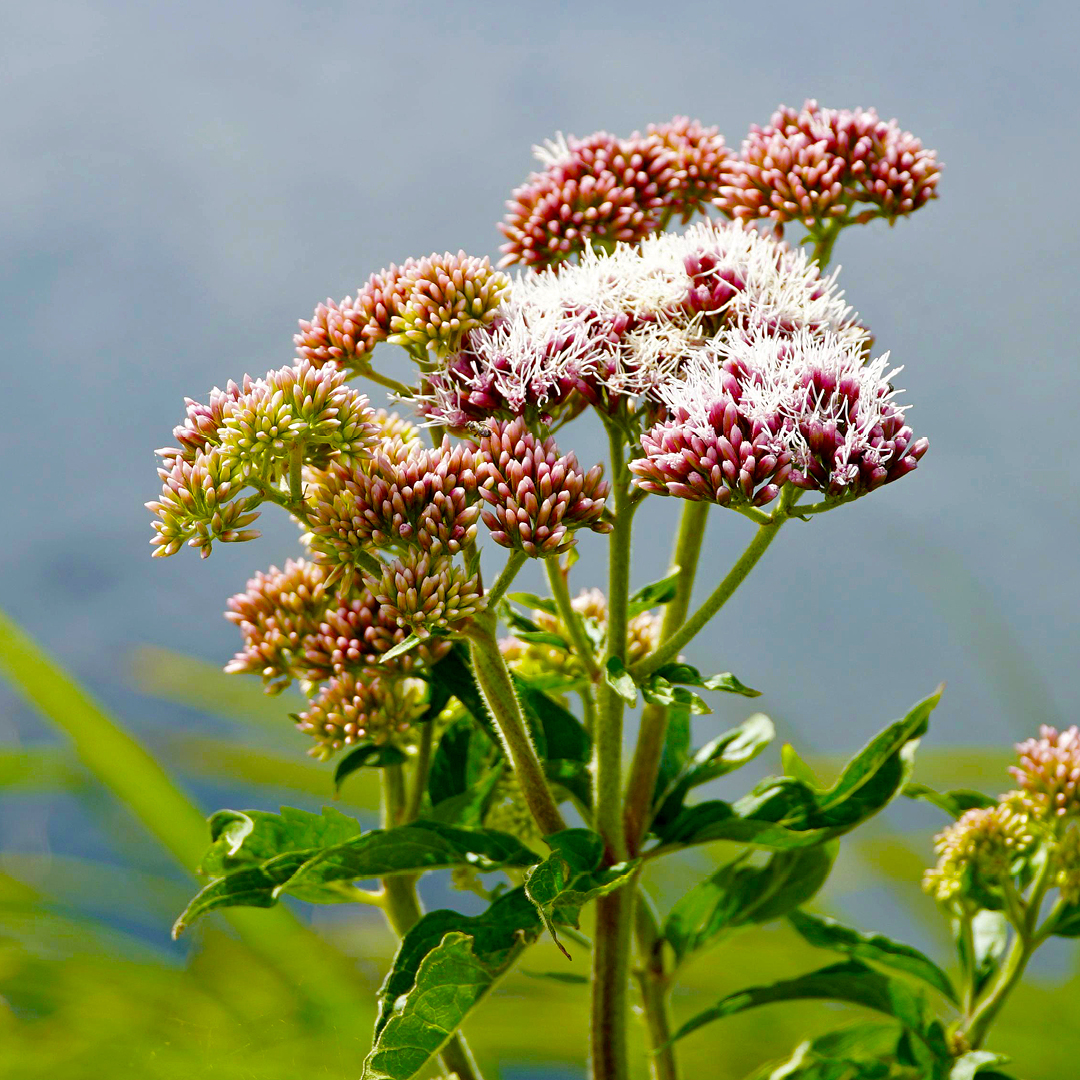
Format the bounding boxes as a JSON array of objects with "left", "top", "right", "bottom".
[
  {"left": 512, "top": 629, "right": 572, "bottom": 650},
  {"left": 506, "top": 591, "right": 559, "bottom": 615},
  {"left": 544, "top": 758, "right": 593, "bottom": 813},
  {"left": 427, "top": 719, "right": 474, "bottom": 807},
  {"left": 363, "top": 888, "right": 542, "bottom": 1080},
  {"left": 525, "top": 829, "right": 639, "bottom": 955},
  {"left": 1049, "top": 901, "right": 1080, "bottom": 937},
  {"left": 627, "top": 569, "right": 682, "bottom": 616},
  {"left": 659, "top": 799, "right": 836, "bottom": 850},
  {"left": 904, "top": 782, "right": 996, "bottom": 819},
  {"left": 782, "top": 743, "right": 821, "bottom": 787},
  {"left": 604, "top": 656, "right": 638, "bottom": 706},
  {"left": 670, "top": 959, "right": 929, "bottom": 1046},
  {"left": 381, "top": 633, "right": 423, "bottom": 662},
  {"left": 514, "top": 680, "right": 592, "bottom": 763},
  {"left": 955, "top": 910, "right": 1009, "bottom": 994},
  {"left": 332, "top": 742, "right": 408, "bottom": 791},
  {"left": 173, "top": 813, "right": 540, "bottom": 935},
  {"left": 950, "top": 1052, "right": 1011, "bottom": 1080},
  {"left": 652, "top": 661, "right": 761, "bottom": 697},
  {"left": 654, "top": 713, "right": 776, "bottom": 827},
  {"left": 651, "top": 700, "right": 692, "bottom": 809},
  {"left": 520, "top": 969, "right": 589, "bottom": 985},
  {"left": 751, "top": 1022, "right": 901, "bottom": 1079},
  {"left": 430, "top": 644, "right": 499, "bottom": 742},
  {"left": 664, "top": 845, "right": 836, "bottom": 963},
  {"left": 788, "top": 910, "right": 958, "bottom": 1004}
]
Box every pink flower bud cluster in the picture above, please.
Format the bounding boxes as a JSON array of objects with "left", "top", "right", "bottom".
[
  {"left": 224, "top": 558, "right": 448, "bottom": 693},
  {"left": 294, "top": 253, "right": 510, "bottom": 369},
  {"left": 365, "top": 550, "right": 484, "bottom": 638},
  {"left": 716, "top": 100, "right": 941, "bottom": 230},
  {"left": 1011, "top": 726, "right": 1080, "bottom": 818},
  {"left": 296, "top": 671, "right": 427, "bottom": 760},
  {"left": 303, "top": 435, "right": 480, "bottom": 581},
  {"left": 922, "top": 797, "right": 1036, "bottom": 903},
  {"left": 631, "top": 329, "right": 927, "bottom": 508},
  {"left": 147, "top": 361, "right": 375, "bottom": 558},
  {"left": 476, "top": 419, "right": 611, "bottom": 557},
  {"left": 426, "top": 222, "right": 859, "bottom": 429},
  {"left": 498, "top": 120, "right": 730, "bottom": 271}
]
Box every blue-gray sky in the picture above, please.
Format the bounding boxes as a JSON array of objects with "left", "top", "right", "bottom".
[{"left": 3, "top": 0, "right": 1078, "bottom": 765}]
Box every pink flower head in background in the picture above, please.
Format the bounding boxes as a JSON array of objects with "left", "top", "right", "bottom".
[{"left": 1011, "top": 726, "right": 1080, "bottom": 818}]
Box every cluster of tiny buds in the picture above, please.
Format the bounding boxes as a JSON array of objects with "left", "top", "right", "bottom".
[
  {"left": 224, "top": 558, "right": 448, "bottom": 693},
  {"left": 1011, "top": 726, "right": 1080, "bottom": 818},
  {"left": 501, "top": 587, "right": 660, "bottom": 680},
  {"left": 364, "top": 550, "right": 485, "bottom": 639},
  {"left": 476, "top": 418, "right": 611, "bottom": 557},
  {"left": 294, "top": 253, "right": 510, "bottom": 369},
  {"left": 498, "top": 119, "right": 729, "bottom": 271},
  {"left": 148, "top": 361, "right": 375, "bottom": 559},
  {"left": 922, "top": 796, "right": 1036, "bottom": 903},
  {"left": 715, "top": 99, "right": 941, "bottom": 231},
  {"left": 303, "top": 434, "right": 480, "bottom": 582}
]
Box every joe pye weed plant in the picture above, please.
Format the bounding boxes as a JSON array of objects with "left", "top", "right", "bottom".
[{"left": 144, "top": 100, "right": 1076, "bottom": 1080}]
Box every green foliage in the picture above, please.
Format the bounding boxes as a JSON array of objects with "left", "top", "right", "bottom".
[
  {"left": 627, "top": 569, "right": 682, "bottom": 615},
  {"left": 903, "top": 783, "right": 996, "bottom": 819}
]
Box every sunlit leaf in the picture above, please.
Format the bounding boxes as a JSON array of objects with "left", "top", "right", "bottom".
[
  {"left": 604, "top": 657, "right": 638, "bottom": 706},
  {"left": 627, "top": 570, "right": 682, "bottom": 616},
  {"left": 333, "top": 742, "right": 408, "bottom": 791},
  {"left": 904, "top": 782, "right": 996, "bottom": 819}
]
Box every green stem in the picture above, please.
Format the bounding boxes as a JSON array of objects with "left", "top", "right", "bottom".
[
  {"left": 546, "top": 556, "right": 601, "bottom": 682},
  {"left": 631, "top": 494, "right": 793, "bottom": 680},
  {"left": 405, "top": 720, "right": 436, "bottom": 823},
  {"left": 288, "top": 442, "right": 304, "bottom": 505},
  {"left": 352, "top": 361, "right": 415, "bottom": 399},
  {"left": 466, "top": 615, "right": 567, "bottom": 836},
  {"left": 592, "top": 887, "right": 635, "bottom": 1080},
  {"left": 810, "top": 220, "right": 843, "bottom": 268},
  {"left": 487, "top": 550, "right": 527, "bottom": 608},
  {"left": 633, "top": 891, "right": 679, "bottom": 1080},
  {"left": 623, "top": 500, "right": 709, "bottom": 852}
]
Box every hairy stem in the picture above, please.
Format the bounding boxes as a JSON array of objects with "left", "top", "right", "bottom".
[
  {"left": 623, "top": 500, "right": 709, "bottom": 852},
  {"left": 546, "top": 556, "right": 601, "bottom": 682},
  {"left": 631, "top": 491, "right": 795, "bottom": 680},
  {"left": 592, "top": 887, "right": 635, "bottom": 1080},
  {"left": 405, "top": 720, "right": 436, "bottom": 823},
  {"left": 352, "top": 361, "right": 415, "bottom": 399},
  {"left": 487, "top": 550, "right": 527, "bottom": 608},
  {"left": 634, "top": 891, "right": 679, "bottom": 1080},
  {"left": 466, "top": 614, "right": 567, "bottom": 836}
]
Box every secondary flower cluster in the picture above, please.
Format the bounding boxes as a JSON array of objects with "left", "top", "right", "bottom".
[
  {"left": 498, "top": 119, "right": 730, "bottom": 271},
  {"left": 294, "top": 252, "right": 511, "bottom": 369},
  {"left": 631, "top": 329, "right": 927, "bottom": 507},
  {"left": 425, "top": 221, "right": 859, "bottom": 429},
  {"left": 715, "top": 99, "right": 941, "bottom": 230},
  {"left": 923, "top": 727, "right": 1080, "bottom": 908},
  {"left": 147, "top": 361, "right": 376, "bottom": 558}
]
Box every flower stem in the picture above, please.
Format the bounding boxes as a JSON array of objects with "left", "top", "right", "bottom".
[
  {"left": 634, "top": 891, "right": 679, "bottom": 1080},
  {"left": 466, "top": 614, "right": 567, "bottom": 836},
  {"left": 631, "top": 492, "right": 793, "bottom": 680},
  {"left": 487, "top": 550, "right": 527, "bottom": 608},
  {"left": 623, "top": 500, "right": 709, "bottom": 852},
  {"left": 592, "top": 887, "right": 635, "bottom": 1080},
  {"left": 810, "top": 221, "right": 842, "bottom": 268},
  {"left": 405, "top": 719, "right": 436, "bottom": 823},
  {"left": 546, "top": 556, "right": 601, "bottom": 682}
]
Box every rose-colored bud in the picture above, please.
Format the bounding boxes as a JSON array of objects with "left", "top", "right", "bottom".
[
  {"left": 475, "top": 418, "right": 611, "bottom": 557},
  {"left": 715, "top": 99, "right": 941, "bottom": 230},
  {"left": 643, "top": 116, "right": 731, "bottom": 224},
  {"left": 295, "top": 671, "right": 426, "bottom": 760},
  {"left": 365, "top": 550, "right": 484, "bottom": 638},
  {"left": 1011, "top": 726, "right": 1080, "bottom": 818}
]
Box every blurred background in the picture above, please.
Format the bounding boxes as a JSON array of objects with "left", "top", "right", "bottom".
[{"left": 2, "top": 0, "right": 1078, "bottom": 1076}]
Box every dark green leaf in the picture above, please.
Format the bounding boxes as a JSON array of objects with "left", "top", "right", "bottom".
[
  {"left": 430, "top": 644, "right": 498, "bottom": 742},
  {"left": 904, "top": 782, "right": 996, "bottom": 819},
  {"left": 788, "top": 910, "right": 957, "bottom": 1004},
  {"left": 652, "top": 661, "right": 761, "bottom": 697},
  {"left": 544, "top": 758, "right": 593, "bottom": 813},
  {"left": 427, "top": 719, "right": 474, "bottom": 807},
  {"left": 950, "top": 1052, "right": 1011, "bottom": 1080},
  {"left": 627, "top": 570, "right": 682, "bottom": 616},
  {"left": 670, "top": 959, "right": 929, "bottom": 1046},
  {"left": 512, "top": 629, "right": 572, "bottom": 650},
  {"left": 515, "top": 680, "right": 592, "bottom": 763},
  {"left": 651, "top": 700, "right": 692, "bottom": 809},
  {"left": 782, "top": 743, "right": 821, "bottom": 787},
  {"left": 381, "top": 633, "right": 423, "bottom": 662},
  {"left": 364, "top": 888, "right": 542, "bottom": 1080},
  {"left": 333, "top": 742, "right": 407, "bottom": 791},
  {"left": 750, "top": 1023, "right": 900, "bottom": 1079},
  {"left": 604, "top": 656, "right": 638, "bottom": 706},
  {"left": 664, "top": 845, "right": 836, "bottom": 963},
  {"left": 174, "top": 814, "right": 540, "bottom": 935},
  {"left": 506, "top": 592, "right": 559, "bottom": 615},
  {"left": 1049, "top": 902, "right": 1080, "bottom": 937},
  {"left": 520, "top": 969, "right": 589, "bottom": 985},
  {"left": 659, "top": 799, "right": 836, "bottom": 850}
]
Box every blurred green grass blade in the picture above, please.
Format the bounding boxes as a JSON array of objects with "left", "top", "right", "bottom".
[
  {"left": 130, "top": 644, "right": 303, "bottom": 727},
  {"left": 0, "top": 606, "right": 368, "bottom": 1015},
  {"left": 0, "top": 746, "right": 84, "bottom": 791},
  {"left": 159, "top": 733, "right": 381, "bottom": 813}
]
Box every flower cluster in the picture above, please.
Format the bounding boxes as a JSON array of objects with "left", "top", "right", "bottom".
[
  {"left": 148, "top": 361, "right": 376, "bottom": 558},
  {"left": 476, "top": 419, "right": 610, "bottom": 557},
  {"left": 502, "top": 587, "right": 660, "bottom": 680},
  {"left": 365, "top": 550, "right": 484, "bottom": 638},
  {"left": 631, "top": 329, "right": 927, "bottom": 508},
  {"left": 303, "top": 435, "right": 480, "bottom": 580},
  {"left": 224, "top": 558, "right": 448, "bottom": 693},
  {"left": 716, "top": 100, "right": 941, "bottom": 231},
  {"left": 426, "top": 221, "right": 859, "bottom": 428},
  {"left": 295, "top": 671, "right": 427, "bottom": 761},
  {"left": 922, "top": 798, "right": 1036, "bottom": 903},
  {"left": 1011, "top": 726, "right": 1080, "bottom": 818},
  {"left": 295, "top": 253, "right": 509, "bottom": 369},
  {"left": 498, "top": 119, "right": 729, "bottom": 271}
]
